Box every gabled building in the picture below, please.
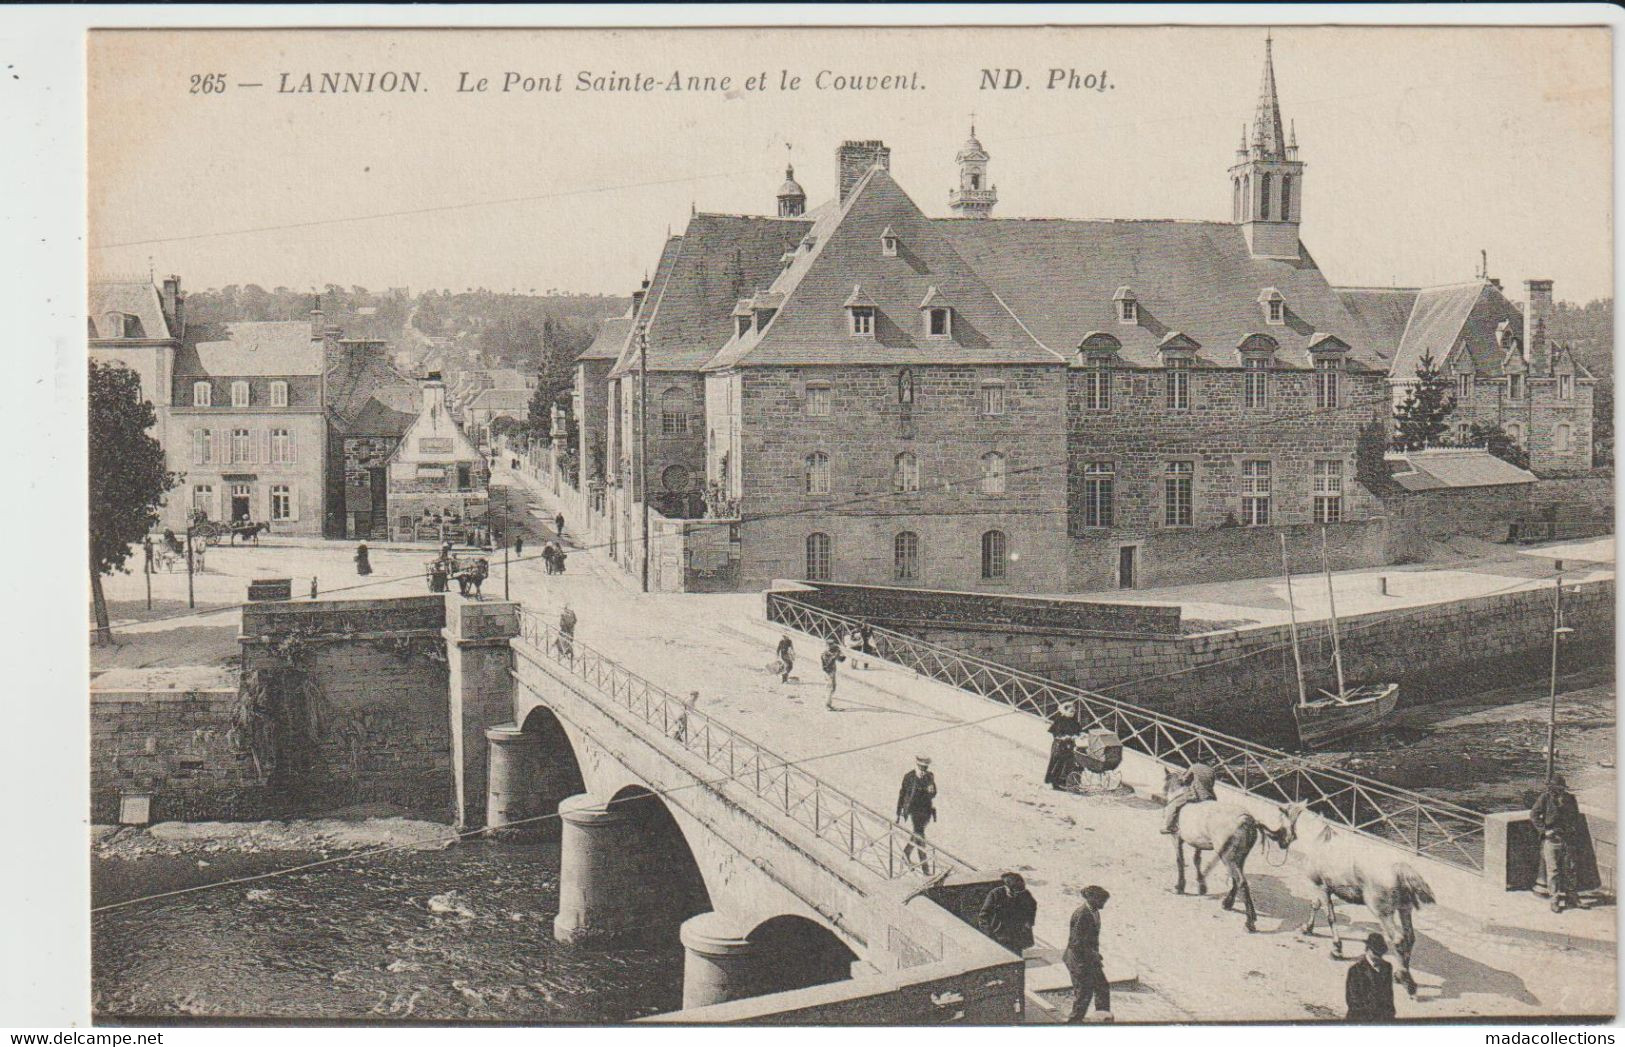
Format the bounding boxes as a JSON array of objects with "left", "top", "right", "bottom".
[
  {"left": 1338, "top": 278, "right": 1595, "bottom": 476},
  {"left": 386, "top": 373, "right": 491, "bottom": 543},
  {"left": 89, "top": 275, "right": 185, "bottom": 447},
  {"left": 325, "top": 331, "right": 419, "bottom": 539}
]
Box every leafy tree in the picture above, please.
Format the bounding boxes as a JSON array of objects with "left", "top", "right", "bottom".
[
  {"left": 1354, "top": 417, "right": 1394, "bottom": 494},
  {"left": 1592, "top": 383, "right": 1613, "bottom": 468},
  {"left": 1460, "top": 422, "right": 1531, "bottom": 471},
  {"left": 1392, "top": 352, "right": 1456, "bottom": 451},
  {"left": 89, "top": 361, "right": 178, "bottom": 644}
]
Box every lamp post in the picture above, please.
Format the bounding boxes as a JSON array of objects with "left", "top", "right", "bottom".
[
  {"left": 1546, "top": 573, "right": 1576, "bottom": 782},
  {"left": 637, "top": 322, "right": 651, "bottom": 594},
  {"left": 184, "top": 516, "right": 197, "bottom": 610},
  {"left": 501, "top": 503, "right": 510, "bottom": 600}
]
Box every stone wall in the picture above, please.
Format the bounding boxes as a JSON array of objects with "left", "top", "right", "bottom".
[
  {"left": 890, "top": 579, "right": 1614, "bottom": 745},
  {"left": 790, "top": 581, "right": 1183, "bottom": 637},
  {"left": 733, "top": 364, "right": 1072, "bottom": 592},
  {"left": 90, "top": 668, "right": 263, "bottom": 823},
  {"left": 1384, "top": 485, "right": 1533, "bottom": 547},
  {"left": 1529, "top": 472, "right": 1614, "bottom": 519}
]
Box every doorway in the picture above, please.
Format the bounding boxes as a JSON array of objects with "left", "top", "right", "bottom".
[
  {"left": 1117, "top": 545, "right": 1137, "bottom": 590},
  {"left": 231, "top": 483, "right": 253, "bottom": 522}
]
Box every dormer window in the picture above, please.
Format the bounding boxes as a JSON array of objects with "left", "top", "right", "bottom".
[
  {"left": 880, "top": 227, "right": 898, "bottom": 257},
  {"left": 736, "top": 315, "right": 752, "bottom": 338},
  {"left": 1258, "top": 288, "right": 1285, "bottom": 325},
  {"left": 844, "top": 284, "right": 877, "bottom": 337},
  {"left": 1113, "top": 287, "right": 1138, "bottom": 324},
  {"left": 919, "top": 286, "right": 952, "bottom": 339},
  {"left": 231, "top": 380, "right": 250, "bottom": 407},
  {"left": 192, "top": 381, "right": 211, "bottom": 408},
  {"left": 1307, "top": 333, "right": 1350, "bottom": 410}
]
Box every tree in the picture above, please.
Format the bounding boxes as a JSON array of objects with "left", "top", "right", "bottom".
[
  {"left": 90, "top": 361, "right": 177, "bottom": 644},
  {"left": 1461, "top": 422, "right": 1531, "bottom": 471},
  {"left": 1393, "top": 352, "right": 1456, "bottom": 451}
]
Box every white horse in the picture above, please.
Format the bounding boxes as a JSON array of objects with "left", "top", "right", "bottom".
[
  {"left": 1275, "top": 802, "right": 1436, "bottom": 996},
  {"left": 1162, "top": 768, "right": 1267, "bottom": 932}
]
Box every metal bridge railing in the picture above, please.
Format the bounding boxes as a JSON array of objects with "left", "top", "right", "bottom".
[
  {"left": 516, "top": 610, "right": 975, "bottom": 883},
  {"left": 767, "top": 592, "right": 1488, "bottom": 873}
]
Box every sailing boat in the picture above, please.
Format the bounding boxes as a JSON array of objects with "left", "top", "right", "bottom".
[{"left": 1281, "top": 531, "right": 1400, "bottom": 749}]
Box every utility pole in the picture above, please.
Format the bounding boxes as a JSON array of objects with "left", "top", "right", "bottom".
[
  {"left": 143, "top": 539, "right": 152, "bottom": 611},
  {"left": 185, "top": 523, "right": 195, "bottom": 609},
  {"left": 638, "top": 322, "right": 651, "bottom": 594},
  {"left": 1546, "top": 573, "right": 1575, "bottom": 782},
  {"left": 502, "top": 503, "right": 510, "bottom": 600}
]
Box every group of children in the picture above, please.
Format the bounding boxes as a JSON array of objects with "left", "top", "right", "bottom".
[{"left": 773, "top": 620, "right": 876, "bottom": 711}]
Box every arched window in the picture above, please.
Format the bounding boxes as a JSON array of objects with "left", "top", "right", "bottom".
[
  {"left": 1506, "top": 422, "right": 1525, "bottom": 447},
  {"left": 980, "top": 530, "right": 1007, "bottom": 580},
  {"left": 805, "top": 532, "right": 832, "bottom": 581},
  {"left": 894, "top": 531, "right": 919, "bottom": 582},
  {"left": 893, "top": 452, "right": 919, "bottom": 493},
  {"left": 1259, "top": 173, "right": 1273, "bottom": 220},
  {"left": 1554, "top": 424, "right": 1572, "bottom": 453},
  {"left": 1280, "top": 175, "right": 1293, "bottom": 221},
  {"left": 660, "top": 386, "right": 690, "bottom": 435},
  {"left": 805, "top": 451, "right": 831, "bottom": 495},
  {"left": 980, "top": 452, "right": 1006, "bottom": 495}
]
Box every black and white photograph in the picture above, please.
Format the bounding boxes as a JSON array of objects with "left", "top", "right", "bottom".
[{"left": 13, "top": 7, "right": 1620, "bottom": 1032}]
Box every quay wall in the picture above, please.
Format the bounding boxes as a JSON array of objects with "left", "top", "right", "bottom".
[{"left": 790, "top": 580, "right": 1615, "bottom": 744}]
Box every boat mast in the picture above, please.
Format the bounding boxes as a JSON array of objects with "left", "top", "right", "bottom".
[
  {"left": 1281, "top": 533, "right": 1308, "bottom": 708},
  {"left": 1321, "top": 527, "right": 1347, "bottom": 697}
]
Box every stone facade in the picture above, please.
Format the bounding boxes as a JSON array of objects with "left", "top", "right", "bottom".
[{"left": 164, "top": 393, "right": 327, "bottom": 537}]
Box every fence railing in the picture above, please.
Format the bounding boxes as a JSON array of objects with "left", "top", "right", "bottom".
[
  {"left": 768, "top": 592, "right": 1489, "bottom": 873},
  {"left": 516, "top": 610, "right": 975, "bottom": 883}
]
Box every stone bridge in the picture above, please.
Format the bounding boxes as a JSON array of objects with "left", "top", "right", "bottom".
[{"left": 441, "top": 596, "right": 1023, "bottom": 1021}]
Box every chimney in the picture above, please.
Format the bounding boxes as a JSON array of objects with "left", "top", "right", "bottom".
[
  {"left": 423, "top": 371, "right": 447, "bottom": 418},
  {"left": 1524, "top": 279, "right": 1554, "bottom": 375},
  {"left": 631, "top": 276, "right": 650, "bottom": 317},
  {"left": 309, "top": 296, "right": 324, "bottom": 339},
  {"left": 836, "top": 140, "right": 890, "bottom": 204},
  {"left": 160, "top": 275, "right": 184, "bottom": 338}
]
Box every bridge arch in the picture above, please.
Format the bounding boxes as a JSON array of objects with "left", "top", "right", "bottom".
[
  {"left": 606, "top": 784, "right": 713, "bottom": 926},
  {"left": 678, "top": 911, "right": 858, "bottom": 1010},
  {"left": 746, "top": 914, "right": 858, "bottom": 991}
]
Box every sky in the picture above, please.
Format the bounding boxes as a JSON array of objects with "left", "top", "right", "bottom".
[{"left": 88, "top": 25, "right": 1612, "bottom": 302}]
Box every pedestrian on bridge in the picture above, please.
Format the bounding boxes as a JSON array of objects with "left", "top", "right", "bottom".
[
  {"left": 775, "top": 634, "right": 796, "bottom": 683},
  {"left": 821, "top": 636, "right": 846, "bottom": 711},
  {"left": 554, "top": 512, "right": 566, "bottom": 538},
  {"left": 1063, "top": 885, "right": 1112, "bottom": 1024},
  {"left": 1344, "top": 932, "right": 1396, "bottom": 1021},
  {"left": 896, "top": 756, "right": 937, "bottom": 875},
  {"left": 557, "top": 604, "right": 577, "bottom": 660},
  {"left": 1045, "top": 701, "right": 1083, "bottom": 789},
  {"left": 977, "top": 872, "right": 1037, "bottom": 954}
]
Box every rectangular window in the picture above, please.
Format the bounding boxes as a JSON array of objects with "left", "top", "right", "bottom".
[
  {"left": 1315, "top": 359, "right": 1340, "bottom": 410},
  {"left": 1559, "top": 374, "right": 1574, "bottom": 400},
  {"left": 231, "top": 428, "right": 251, "bottom": 464},
  {"left": 1166, "top": 359, "right": 1190, "bottom": 411},
  {"left": 980, "top": 454, "right": 1006, "bottom": 495},
  {"left": 1241, "top": 460, "right": 1271, "bottom": 526},
  {"left": 1164, "top": 461, "right": 1194, "bottom": 527},
  {"left": 981, "top": 384, "right": 1006, "bottom": 416},
  {"left": 1456, "top": 374, "right": 1473, "bottom": 401},
  {"left": 849, "top": 307, "right": 874, "bottom": 336},
  {"left": 1457, "top": 422, "right": 1471, "bottom": 444},
  {"left": 270, "top": 381, "right": 289, "bottom": 407},
  {"left": 1313, "top": 460, "right": 1344, "bottom": 523},
  {"left": 1244, "top": 357, "right": 1269, "bottom": 410},
  {"left": 1267, "top": 300, "right": 1284, "bottom": 324},
  {"left": 192, "top": 484, "right": 213, "bottom": 512},
  {"left": 192, "top": 382, "right": 211, "bottom": 407},
  {"left": 806, "top": 453, "right": 831, "bottom": 495},
  {"left": 1084, "top": 358, "right": 1112, "bottom": 411},
  {"left": 735, "top": 315, "right": 751, "bottom": 338},
  {"left": 1508, "top": 373, "right": 1525, "bottom": 400},
  {"left": 661, "top": 410, "right": 690, "bottom": 435},
  {"left": 231, "top": 381, "right": 250, "bottom": 408},
  {"left": 806, "top": 384, "right": 831, "bottom": 417},
  {"left": 894, "top": 532, "right": 919, "bottom": 582},
  {"left": 1118, "top": 299, "right": 1137, "bottom": 323},
  {"left": 457, "top": 464, "right": 473, "bottom": 491},
  {"left": 1082, "top": 462, "right": 1114, "bottom": 528},
  {"left": 928, "top": 308, "right": 951, "bottom": 337},
  {"left": 270, "top": 428, "right": 292, "bottom": 465},
  {"left": 270, "top": 485, "right": 292, "bottom": 521}
]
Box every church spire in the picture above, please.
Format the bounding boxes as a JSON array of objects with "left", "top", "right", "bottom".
[{"left": 1251, "top": 32, "right": 1287, "bottom": 160}]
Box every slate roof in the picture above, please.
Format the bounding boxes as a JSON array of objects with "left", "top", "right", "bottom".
[
  {"left": 327, "top": 343, "right": 418, "bottom": 436},
  {"left": 467, "top": 388, "right": 530, "bottom": 412},
  {"left": 89, "top": 280, "right": 173, "bottom": 341},
  {"left": 706, "top": 167, "right": 1059, "bottom": 369},
  {"left": 1345, "top": 281, "right": 1530, "bottom": 383},
  {"left": 1334, "top": 288, "right": 1418, "bottom": 362},
  {"left": 1387, "top": 448, "right": 1537, "bottom": 491},
  {"left": 612, "top": 215, "right": 812, "bottom": 377},
  {"left": 580, "top": 314, "right": 634, "bottom": 362},
  {"left": 937, "top": 217, "right": 1383, "bottom": 370},
  {"left": 175, "top": 321, "right": 324, "bottom": 377},
  {"left": 608, "top": 235, "right": 683, "bottom": 378}
]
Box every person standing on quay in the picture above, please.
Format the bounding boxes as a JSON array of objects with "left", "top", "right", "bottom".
[
  {"left": 776, "top": 634, "right": 796, "bottom": 683},
  {"left": 514, "top": 535, "right": 524, "bottom": 559},
  {"left": 977, "top": 872, "right": 1037, "bottom": 954},
  {"left": 1063, "top": 885, "right": 1113, "bottom": 1024},
  {"left": 1531, "top": 773, "right": 1598, "bottom": 913},
  {"left": 1344, "top": 932, "right": 1396, "bottom": 1021},
  {"left": 895, "top": 756, "right": 937, "bottom": 874},
  {"left": 353, "top": 541, "right": 371, "bottom": 577},
  {"left": 821, "top": 635, "right": 845, "bottom": 711},
  {"left": 554, "top": 512, "right": 565, "bottom": 538}
]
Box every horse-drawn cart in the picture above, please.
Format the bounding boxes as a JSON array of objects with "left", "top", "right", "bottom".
[{"left": 425, "top": 555, "right": 490, "bottom": 597}]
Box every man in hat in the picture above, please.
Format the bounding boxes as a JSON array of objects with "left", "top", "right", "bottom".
[
  {"left": 1531, "top": 773, "right": 1595, "bottom": 913},
  {"left": 977, "top": 872, "right": 1037, "bottom": 954},
  {"left": 896, "top": 756, "right": 937, "bottom": 874},
  {"left": 1344, "top": 932, "right": 1396, "bottom": 1021},
  {"left": 1161, "top": 760, "right": 1217, "bottom": 834},
  {"left": 821, "top": 635, "right": 846, "bottom": 711},
  {"left": 1063, "top": 885, "right": 1112, "bottom": 1024}
]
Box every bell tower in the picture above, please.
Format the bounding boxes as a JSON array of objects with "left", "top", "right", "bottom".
[
  {"left": 949, "top": 121, "right": 997, "bottom": 218},
  {"left": 1228, "top": 34, "right": 1304, "bottom": 259}
]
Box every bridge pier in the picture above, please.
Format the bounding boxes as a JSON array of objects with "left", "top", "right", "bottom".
[
  {"left": 483, "top": 724, "right": 543, "bottom": 837},
  {"left": 554, "top": 793, "right": 655, "bottom": 945},
  {"left": 679, "top": 913, "right": 767, "bottom": 1009},
  {"left": 443, "top": 597, "right": 522, "bottom": 831}
]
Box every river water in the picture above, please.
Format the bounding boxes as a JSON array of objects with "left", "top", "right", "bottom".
[{"left": 93, "top": 839, "right": 684, "bottom": 1022}]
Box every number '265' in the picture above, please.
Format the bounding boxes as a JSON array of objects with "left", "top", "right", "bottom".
[{"left": 189, "top": 73, "right": 226, "bottom": 94}]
